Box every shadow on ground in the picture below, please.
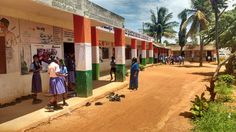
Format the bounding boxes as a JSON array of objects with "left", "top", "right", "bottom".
[
  {"left": 179, "top": 111, "right": 193, "bottom": 119},
  {"left": 175, "top": 65, "right": 212, "bottom": 68}
]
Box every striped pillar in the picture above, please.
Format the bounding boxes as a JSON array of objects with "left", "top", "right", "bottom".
[
  {"left": 114, "top": 28, "right": 126, "bottom": 82},
  {"left": 73, "top": 15, "right": 92, "bottom": 97},
  {"left": 131, "top": 38, "right": 137, "bottom": 59},
  {"left": 91, "top": 27, "right": 100, "bottom": 80},
  {"left": 154, "top": 47, "right": 158, "bottom": 63},
  {"left": 148, "top": 42, "right": 153, "bottom": 64},
  {"left": 141, "top": 41, "right": 147, "bottom": 65}
]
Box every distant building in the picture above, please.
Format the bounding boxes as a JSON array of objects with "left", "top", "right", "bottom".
[{"left": 167, "top": 44, "right": 216, "bottom": 62}]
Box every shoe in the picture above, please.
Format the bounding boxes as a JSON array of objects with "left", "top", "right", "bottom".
[
  {"left": 63, "top": 102, "right": 69, "bottom": 106},
  {"left": 53, "top": 104, "right": 63, "bottom": 110},
  {"left": 32, "top": 99, "right": 42, "bottom": 104}
]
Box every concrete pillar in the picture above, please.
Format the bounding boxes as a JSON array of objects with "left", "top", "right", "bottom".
[
  {"left": 131, "top": 38, "right": 137, "bottom": 59},
  {"left": 154, "top": 47, "right": 158, "bottom": 63},
  {"left": 148, "top": 42, "right": 153, "bottom": 64},
  {"left": 141, "top": 41, "right": 147, "bottom": 66},
  {"left": 73, "top": 15, "right": 92, "bottom": 97},
  {"left": 91, "top": 27, "right": 100, "bottom": 80},
  {"left": 114, "top": 28, "right": 126, "bottom": 82}
]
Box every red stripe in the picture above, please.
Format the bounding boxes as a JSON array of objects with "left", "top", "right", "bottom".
[
  {"left": 91, "top": 27, "right": 99, "bottom": 46},
  {"left": 73, "top": 14, "right": 91, "bottom": 43},
  {"left": 141, "top": 41, "right": 146, "bottom": 50},
  {"left": 149, "top": 42, "right": 153, "bottom": 50},
  {"left": 114, "top": 28, "right": 125, "bottom": 46},
  {"left": 131, "top": 39, "right": 137, "bottom": 49}
]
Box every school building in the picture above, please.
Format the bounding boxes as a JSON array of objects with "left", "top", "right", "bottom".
[
  {"left": 0, "top": 0, "right": 170, "bottom": 104},
  {"left": 168, "top": 44, "right": 217, "bottom": 62}
]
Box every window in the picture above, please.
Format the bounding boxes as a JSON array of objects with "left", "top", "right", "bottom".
[
  {"left": 0, "top": 36, "right": 6, "bottom": 74},
  {"left": 102, "top": 47, "right": 109, "bottom": 59},
  {"left": 125, "top": 46, "right": 131, "bottom": 59}
]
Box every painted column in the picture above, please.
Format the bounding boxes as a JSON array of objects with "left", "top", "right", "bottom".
[
  {"left": 141, "top": 41, "right": 147, "bottom": 65},
  {"left": 131, "top": 38, "right": 137, "bottom": 59},
  {"left": 73, "top": 15, "right": 92, "bottom": 97},
  {"left": 114, "top": 28, "right": 126, "bottom": 82},
  {"left": 154, "top": 47, "right": 158, "bottom": 63},
  {"left": 91, "top": 27, "right": 100, "bottom": 80},
  {"left": 148, "top": 42, "right": 153, "bottom": 64}
]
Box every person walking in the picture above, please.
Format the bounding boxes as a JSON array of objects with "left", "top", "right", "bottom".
[
  {"left": 46, "top": 59, "right": 66, "bottom": 110},
  {"left": 110, "top": 56, "right": 116, "bottom": 81},
  {"left": 30, "top": 55, "right": 42, "bottom": 104},
  {"left": 129, "top": 58, "right": 139, "bottom": 90}
]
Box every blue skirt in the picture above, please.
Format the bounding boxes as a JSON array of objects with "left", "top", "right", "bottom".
[
  {"left": 49, "top": 77, "right": 66, "bottom": 95},
  {"left": 32, "top": 72, "right": 42, "bottom": 93}
]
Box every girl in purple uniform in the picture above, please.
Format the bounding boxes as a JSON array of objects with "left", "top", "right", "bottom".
[{"left": 30, "top": 55, "right": 42, "bottom": 104}]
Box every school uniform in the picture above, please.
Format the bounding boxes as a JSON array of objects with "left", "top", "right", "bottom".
[
  {"left": 30, "top": 62, "right": 42, "bottom": 93},
  {"left": 48, "top": 62, "right": 65, "bottom": 95}
]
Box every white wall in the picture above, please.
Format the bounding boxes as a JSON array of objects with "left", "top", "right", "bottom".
[{"left": 0, "top": 72, "right": 49, "bottom": 104}]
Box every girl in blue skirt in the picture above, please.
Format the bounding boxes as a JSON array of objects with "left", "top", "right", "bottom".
[
  {"left": 47, "top": 59, "right": 66, "bottom": 109},
  {"left": 59, "top": 59, "right": 68, "bottom": 106},
  {"left": 129, "top": 58, "right": 139, "bottom": 90},
  {"left": 30, "top": 55, "right": 42, "bottom": 104}
]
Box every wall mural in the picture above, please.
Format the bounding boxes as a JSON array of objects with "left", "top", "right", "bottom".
[{"left": 0, "top": 16, "right": 20, "bottom": 74}]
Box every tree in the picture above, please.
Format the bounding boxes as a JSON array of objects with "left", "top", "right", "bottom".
[
  {"left": 182, "top": 0, "right": 212, "bottom": 66},
  {"left": 144, "top": 7, "right": 178, "bottom": 44},
  {"left": 210, "top": 0, "right": 228, "bottom": 65},
  {"left": 178, "top": 9, "right": 188, "bottom": 56},
  {"left": 218, "top": 7, "right": 236, "bottom": 74}
]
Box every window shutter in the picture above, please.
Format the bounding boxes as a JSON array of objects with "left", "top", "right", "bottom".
[{"left": 0, "top": 36, "right": 6, "bottom": 74}]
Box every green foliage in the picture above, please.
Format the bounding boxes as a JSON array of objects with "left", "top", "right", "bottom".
[
  {"left": 218, "top": 74, "right": 235, "bottom": 86},
  {"left": 139, "top": 64, "right": 145, "bottom": 71},
  {"left": 193, "top": 103, "right": 236, "bottom": 132},
  {"left": 190, "top": 93, "right": 209, "bottom": 118},
  {"left": 215, "top": 81, "right": 233, "bottom": 102},
  {"left": 144, "top": 7, "right": 178, "bottom": 43}
]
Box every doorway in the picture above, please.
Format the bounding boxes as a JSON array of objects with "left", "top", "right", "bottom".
[{"left": 63, "top": 42, "right": 75, "bottom": 58}]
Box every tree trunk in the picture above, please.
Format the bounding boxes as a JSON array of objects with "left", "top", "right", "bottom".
[
  {"left": 208, "top": 52, "right": 236, "bottom": 101},
  {"left": 225, "top": 47, "right": 236, "bottom": 74},
  {"left": 215, "top": 10, "right": 220, "bottom": 65},
  {"left": 199, "top": 36, "right": 204, "bottom": 67},
  {"left": 180, "top": 46, "right": 183, "bottom": 56}
]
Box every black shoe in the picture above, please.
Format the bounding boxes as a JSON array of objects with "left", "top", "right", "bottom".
[
  {"left": 32, "top": 99, "right": 42, "bottom": 104},
  {"left": 53, "top": 105, "right": 63, "bottom": 110},
  {"left": 63, "top": 102, "right": 69, "bottom": 106}
]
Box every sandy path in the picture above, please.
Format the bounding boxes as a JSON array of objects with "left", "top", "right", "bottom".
[{"left": 29, "top": 63, "right": 216, "bottom": 132}]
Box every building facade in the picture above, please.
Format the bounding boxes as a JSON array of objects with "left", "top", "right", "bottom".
[{"left": 0, "top": 0, "right": 170, "bottom": 104}]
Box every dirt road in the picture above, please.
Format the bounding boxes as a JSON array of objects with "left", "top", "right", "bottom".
[{"left": 29, "top": 63, "right": 216, "bottom": 132}]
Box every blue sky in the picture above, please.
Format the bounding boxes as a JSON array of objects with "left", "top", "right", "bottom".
[{"left": 90, "top": 0, "right": 236, "bottom": 42}]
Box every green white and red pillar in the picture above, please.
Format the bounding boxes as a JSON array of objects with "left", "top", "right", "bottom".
[
  {"left": 114, "top": 28, "right": 126, "bottom": 82},
  {"left": 131, "top": 38, "right": 137, "bottom": 59},
  {"left": 154, "top": 47, "right": 158, "bottom": 63},
  {"left": 73, "top": 15, "right": 92, "bottom": 97},
  {"left": 148, "top": 42, "right": 153, "bottom": 64},
  {"left": 91, "top": 27, "right": 100, "bottom": 80},
  {"left": 141, "top": 41, "right": 147, "bottom": 66}
]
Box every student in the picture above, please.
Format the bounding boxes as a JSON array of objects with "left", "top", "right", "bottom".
[
  {"left": 110, "top": 56, "right": 116, "bottom": 81},
  {"left": 59, "top": 59, "right": 68, "bottom": 106},
  {"left": 129, "top": 58, "right": 139, "bottom": 90},
  {"left": 30, "top": 55, "right": 42, "bottom": 104},
  {"left": 66, "top": 53, "right": 76, "bottom": 91},
  {"left": 46, "top": 59, "right": 66, "bottom": 110}
]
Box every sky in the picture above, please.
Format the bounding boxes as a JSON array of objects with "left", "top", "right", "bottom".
[{"left": 90, "top": 0, "right": 236, "bottom": 42}]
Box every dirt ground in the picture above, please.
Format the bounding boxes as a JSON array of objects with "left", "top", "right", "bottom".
[{"left": 29, "top": 63, "right": 216, "bottom": 132}]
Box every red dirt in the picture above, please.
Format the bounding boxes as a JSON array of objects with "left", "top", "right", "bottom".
[{"left": 29, "top": 63, "right": 216, "bottom": 132}]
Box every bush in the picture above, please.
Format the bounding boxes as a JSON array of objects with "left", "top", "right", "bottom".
[
  {"left": 218, "top": 74, "right": 235, "bottom": 86},
  {"left": 193, "top": 103, "right": 236, "bottom": 132},
  {"left": 190, "top": 93, "right": 209, "bottom": 118},
  {"left": 139, "top": 64, "right": 145, "bottom": 71}
]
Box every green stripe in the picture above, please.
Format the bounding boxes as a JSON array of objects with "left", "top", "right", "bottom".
[
  {"left": 116, "top": 64, "right": 126, "bottom": 82},
  {"left": 149, "top": 57, "right": 153, "bottom": 64},
  {"left": 141, "top": 58, "right": 147, "bottom": 66},
  {"left": 75, "top": 70, "right": 93, "bottom": 97},
  {"left": 92, "top": 63, "right": 100, "bottom": 80}
]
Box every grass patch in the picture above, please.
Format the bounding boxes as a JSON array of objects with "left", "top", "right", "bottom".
[{"left": 193, "top": 103, "right": 236, "bottom": 132}]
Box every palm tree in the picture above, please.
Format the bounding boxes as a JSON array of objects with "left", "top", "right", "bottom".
[
  {"left": 178, "top": 9, "right": 188, "bottom": 56},
  {"left": 182, "top": 0, "right": 211, "bottom": 66},
  {"left": 144, "top": 7, "right": 178, "bottom": 44}
]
